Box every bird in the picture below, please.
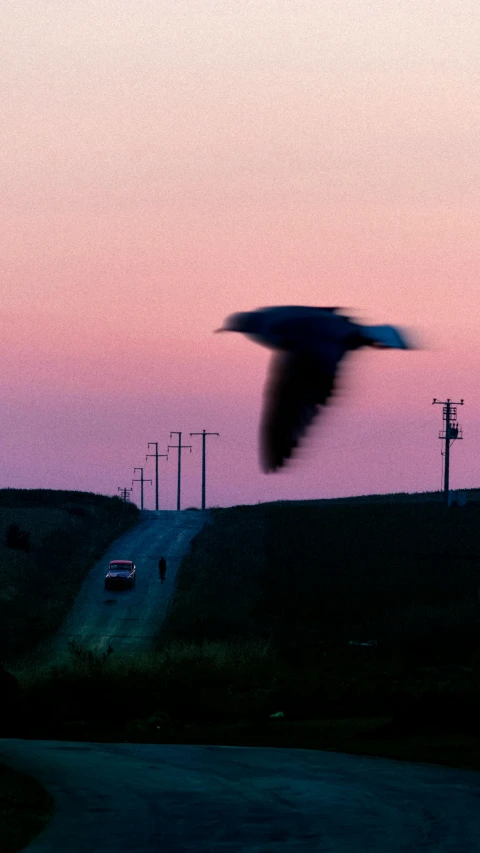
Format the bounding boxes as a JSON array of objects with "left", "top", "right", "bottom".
[{"left": 217, "top": 306, "right": 412, "bottom": 472}]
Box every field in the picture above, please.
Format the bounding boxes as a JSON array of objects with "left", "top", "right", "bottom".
[
  {"left": 160, "top": 492, "right": 480, "bottom": 661},
  {"left": 0, "top": 489, "right": 139, "bottom": 662}
]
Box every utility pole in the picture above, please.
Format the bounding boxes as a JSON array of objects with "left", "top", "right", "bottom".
[
  {"left": 432, "top": 398, "right": 464, "bottom": 506},
  {"left": 117, "top": 486, "right": 132, "bottom": 503},
  {"left": 190, "top": 429, "right": 219, "bottom": 509},
  {"left": 146, "top": 442, "right": 168, "bottom": 511},
  {"left": 132, "top": 467, "right": 152, "bottom": 511},
  {"left": 168, "top": 432, "right": 191, "bottom": 511}
]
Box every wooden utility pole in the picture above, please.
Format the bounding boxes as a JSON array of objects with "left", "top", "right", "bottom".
[
  {"left": 132, "top": 467, "right": 152, "bottom": 511},
  {"left": 190, "top": 430, "right": 219, "bottom": 509},
  {"left": 168, "top": 432, "right": 191, "bottom": 510},
  {"left": 146, "top": 442, "right": 168, "bottom": 510}
]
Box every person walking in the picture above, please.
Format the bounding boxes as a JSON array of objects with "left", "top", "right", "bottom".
[{"left": 158, "top": 556, "right": 166, "bottom": 583}]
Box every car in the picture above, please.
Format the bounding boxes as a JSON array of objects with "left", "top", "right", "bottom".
[{"left": 105, "top": 560, "right": 136, "bottom": 590}]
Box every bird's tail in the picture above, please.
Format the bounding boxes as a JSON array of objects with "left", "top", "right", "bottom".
[{"left": 361, "top": 324, "right": 411, "bottom": 349}]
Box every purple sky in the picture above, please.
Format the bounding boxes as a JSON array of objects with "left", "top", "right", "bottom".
[{"left": 2, "top": 2, "right": 479, "bottom": 508}]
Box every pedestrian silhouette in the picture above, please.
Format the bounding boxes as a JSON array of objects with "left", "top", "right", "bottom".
[{"left": 158, "top": 556, "right": 166, "bottom": 583}]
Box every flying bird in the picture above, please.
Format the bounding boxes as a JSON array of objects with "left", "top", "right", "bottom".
[{"left": 217, "top": 306, "right": 412, "bottom": 472}]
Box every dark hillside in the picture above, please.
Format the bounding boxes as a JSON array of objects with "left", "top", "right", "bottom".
[
  {"left": 162, "top": 504, "right": 267, "bottom": 643},
  {"left": 0, "top": 490, "right": 139, "bottom": 661},
  {"left": 161, "top": 493, "right": 480, "bottom": 664},
  {"left": 264, "top": 501, "right": 480, "bottom": 660}
]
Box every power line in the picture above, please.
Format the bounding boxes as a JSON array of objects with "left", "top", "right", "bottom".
[
  {"left": 168, "top": 432, "right": 191, "bottom": 511},
  {"left": 190, "top": 430, "right": 219, "bottom": 509}
]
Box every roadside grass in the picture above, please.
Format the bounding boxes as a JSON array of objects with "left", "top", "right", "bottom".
[
  {"left": 0, "top": 762, "right": 54, "bottom": 853},
  {"left": 0, "top": 490, "right": 139, "bottom": 662},
  {"left": 16, "top": 638, "right": 278, "bottom": 731},
  {"left": 10, "top": 637, "right": 480, "bottom": 770}
]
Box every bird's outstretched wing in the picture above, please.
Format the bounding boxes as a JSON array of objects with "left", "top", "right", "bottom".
[{"left": 260, "top": 348, "right": 343, "bottom": 472}]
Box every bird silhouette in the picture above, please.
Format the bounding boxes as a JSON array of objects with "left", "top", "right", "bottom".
[{"left": 217, "top": 306, "right": 412, "bottom": 472}]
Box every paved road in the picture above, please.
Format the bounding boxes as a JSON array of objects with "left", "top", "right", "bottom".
[
  {"left": 1, "top": 739, "right": 480, "bottom": 851},
  {"left": 20, "top": 510, "right": 208, "bottom": 669}
]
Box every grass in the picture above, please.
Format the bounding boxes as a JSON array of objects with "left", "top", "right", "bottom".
[
  {"left": 6, "top": 635, "right": 480, "bottom": 771},
  {"left": 0, "top": 762, "right": 54, "bottom": 853},
  {"left": 0, "top": 490, "right": 139, "bottom": 662},
  {"left": 158, "top": 495, "right": 480, "bottom": 660}
]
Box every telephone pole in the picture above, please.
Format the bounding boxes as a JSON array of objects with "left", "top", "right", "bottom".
[
  {"left": 132, "top": 467, "right": 152, "bottom": 511},
  {"left": 117, "top": 486, "right": 133, "bottom": 502},
  {"left": 168, "top": 432, "right": 191, "bottom": 511},
  {"left": 146, "top": 442, "right": 168, "bottom": 510},
  {"left": 432, "top": 398, "right": 464, "bottom": 506},
  {"left": 190, "top": 429, "right": 219, "bottom": 509}
]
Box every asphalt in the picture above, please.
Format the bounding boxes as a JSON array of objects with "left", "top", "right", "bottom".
[{"left": 2, "top": 739, "right": 480, "bottom": 851}]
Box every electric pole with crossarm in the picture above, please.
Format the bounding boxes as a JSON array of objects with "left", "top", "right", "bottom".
[
  {"left": 168, "top": 432, "right": 192, "bottom": 511},
  {"left": 146, "top": 442, "right": 168, "bottom": 511},
  {"left": 117, "top": 486, "right": 133, "bottom": 503},
  {"left": 132, "top": 467, "right": 152, "bottom": 511},
  {"left": 432, "top": 398, "right": 464, "bottom": 506},
  {"left": 190, "top": 430, "right": 219, "bottom": 509}
]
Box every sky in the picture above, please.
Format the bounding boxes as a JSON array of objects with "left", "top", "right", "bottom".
[{"left": 2, "top": 1, "right": 480, "bottom": 509}]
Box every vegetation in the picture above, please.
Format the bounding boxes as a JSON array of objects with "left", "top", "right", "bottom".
[
  {"left": 9, "top": 636, "right": 480, "bottom": 771},
  {"left": 159, "top": 494, "right": 480, "bottom": 662},
  {"left": 5, "top": 523, "right": 30, "bottom": 552},
  {"left": 0, "top": 763, "right": 54, "bottom": 853},
  {"left": 0, "top": 489, "right": 139, "bottom": 661}
]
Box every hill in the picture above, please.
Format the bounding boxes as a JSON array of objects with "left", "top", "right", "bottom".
[
  {"left": 0, "top": 489, "right": 139, "bottom": 662},
  {"left": 160, "top": 489, "right": 480, "bottom": 663}
]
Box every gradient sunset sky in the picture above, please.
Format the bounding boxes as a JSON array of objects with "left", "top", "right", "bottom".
[{"left": 2, "top": 1, "right": 479, "bottom": 509}]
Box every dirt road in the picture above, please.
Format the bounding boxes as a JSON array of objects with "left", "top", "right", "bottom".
[
  {"left": 30, "top": 509, "right": 208, "bottom": 666},
  {"left": 2, "top": 739, "right": 480, "bottom": 851}
]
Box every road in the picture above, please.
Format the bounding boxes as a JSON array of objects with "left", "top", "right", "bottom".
[
  {"left": 23, "top": 509, "right": 209, "bottom": 668},
  {"left": 1, "top": 739, "right": 480, "bottom": 851}
]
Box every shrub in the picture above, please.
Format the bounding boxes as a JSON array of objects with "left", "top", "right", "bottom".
[{"left": 5, "top": 523, "right": 30, "bottom": 552}]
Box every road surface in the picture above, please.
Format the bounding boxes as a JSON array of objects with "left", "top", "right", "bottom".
[
  {"left": 22, "top": 510, "right": 209, "bottom": 668},
  {"left": 1, "top": 739, "right": 480, "bottom": 851}
]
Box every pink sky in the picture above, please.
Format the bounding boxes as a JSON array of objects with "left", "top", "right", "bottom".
[{"left": 2, "top": 1, "right": 480, "bottom": 508}]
